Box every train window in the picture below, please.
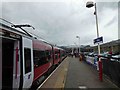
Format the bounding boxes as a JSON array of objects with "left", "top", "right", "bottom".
[
  {"left": 24, "top": 48, "right": 31, "bottom": 74},
  {"left": 45, "top": 50, "right": 51, "bottom": 61},
  {"left": 33, "top": 50, "right": 48, "bottom": 68},
  {"left": 55, "top": 54, "right": 58, "bottom": 59}
]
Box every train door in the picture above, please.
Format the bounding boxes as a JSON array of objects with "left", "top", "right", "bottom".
[
  {"left": 22, "top": 37, "right": 34, "bottom": 88},
  {"left": 2, "top": 37, "right": 20, "bottom": 89},
  {"left": 13, "top": 40, "right": 21, "bottom": 88},
  {"left": 52, "top": 46, "right": 55, "bottom": 65}
]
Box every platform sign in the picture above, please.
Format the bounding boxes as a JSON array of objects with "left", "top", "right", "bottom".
[{"left": 94, "top": 36, "right": 103, "bottom": 44}]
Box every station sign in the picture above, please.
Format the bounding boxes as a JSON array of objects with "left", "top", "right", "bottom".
[{"left": 94, "top": 36, "right": 103, "bottom": 44}]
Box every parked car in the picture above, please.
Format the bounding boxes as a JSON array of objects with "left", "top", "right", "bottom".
[{"left": 111, "top": 54, "right": 120, "bottom": 62}]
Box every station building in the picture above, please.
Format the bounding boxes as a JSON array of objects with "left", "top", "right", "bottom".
[{"left": 84, "top": 39, "right": 120, "bottom": 54}]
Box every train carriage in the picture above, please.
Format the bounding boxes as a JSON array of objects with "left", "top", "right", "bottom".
[
  {"left": 0, "top": 22, "right": 66, "bottom": 89},
  {"left": 32, "top": 39, "right": 53, "bottom": 82},
  {"left": 53, "top": 47, "right": 61, "bottom": 65},
  {"left": 0, "top": 23, "right": 35, "bottom": 88},
  {"left": 60, "top": 48, "right": 66, "bottom": 61}
]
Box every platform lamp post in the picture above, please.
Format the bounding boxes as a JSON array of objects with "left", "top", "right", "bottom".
[
  {"left": 86, "top": 1, "right": 103, "bottom": 81},
  {"left": 76, "top": 36, "right": 80, "bottom": 54}
]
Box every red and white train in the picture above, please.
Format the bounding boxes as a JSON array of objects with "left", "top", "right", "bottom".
[{"left": 0, "top": 23, "right": 66, "bottom": 89}]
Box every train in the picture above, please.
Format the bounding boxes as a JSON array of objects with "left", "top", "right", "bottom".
[{"left": 0, "top": 23, "right": 66, "bottom": 89}]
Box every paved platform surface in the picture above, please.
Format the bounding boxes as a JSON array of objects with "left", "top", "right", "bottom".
[
  {"left": 40, "top": 57, "right": 69, "bottom": 88},
  {"left": 65, "top": 57, "right": 119, "bottom": 89},
  {"left": 39, "top": 57, "right": 119, "bottom": 89}
]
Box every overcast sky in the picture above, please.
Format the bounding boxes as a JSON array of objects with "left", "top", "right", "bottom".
[{"left": 1, "top": 0, "right": 119, "bottom": 46}]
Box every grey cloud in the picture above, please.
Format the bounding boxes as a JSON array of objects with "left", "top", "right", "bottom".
[
  {"left": 104, "top": 15, "right": 117, "bottom": 27},
  {"left": 1, "top": 1, "right": 118, "bottom": 46},
  {"left": 96, "top": 2, "right": 118, "bottom": 23},
  {"left": 97, "top": 2, "right": 118, "bottom": 11}
]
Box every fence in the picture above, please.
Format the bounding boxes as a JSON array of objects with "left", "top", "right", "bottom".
[
  {"left": 84, "top": 54, "right": 120, "bottom": 87},
  {"left": 102, "top": 58, "right": 120, "bottom": 87}
]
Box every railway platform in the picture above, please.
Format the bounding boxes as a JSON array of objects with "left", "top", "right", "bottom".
[{"left": 38, "top": 57, "right": 119, "bottom": 89}]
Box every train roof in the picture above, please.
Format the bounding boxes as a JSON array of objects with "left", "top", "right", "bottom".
[
  {"left": 0, "top": 23, "right": 50, "bottom": 43},
  {"left": 33, "top": 39, "right": 52, "bottom": 50},
  {"left": 0, "top": 23, "right": 29, "bottom": 37},
  {"left": 0, "top": 22, "right": 63, "bottom": 50}
]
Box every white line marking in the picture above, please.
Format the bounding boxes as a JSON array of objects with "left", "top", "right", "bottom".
[{"left": 78, "top": 86, "right": 87, "bottom": 89}]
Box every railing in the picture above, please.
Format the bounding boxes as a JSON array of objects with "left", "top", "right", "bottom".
[
  {"left": 84, "top": 54, "right": 120, "bottom": 87},
  {"left": 102, "top": 58, "right": 120, "bottom": 87}
]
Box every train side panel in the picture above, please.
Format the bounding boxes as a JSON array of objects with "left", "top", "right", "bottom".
[
  {"left": 53, "top": 47, "right": 60, "bottom": 65},
  {"left": 33, "top": 40, "right": 53, "bottom": 82},
  {"left": 22, "top": 37, "right": 34, "bottom": 88}
]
